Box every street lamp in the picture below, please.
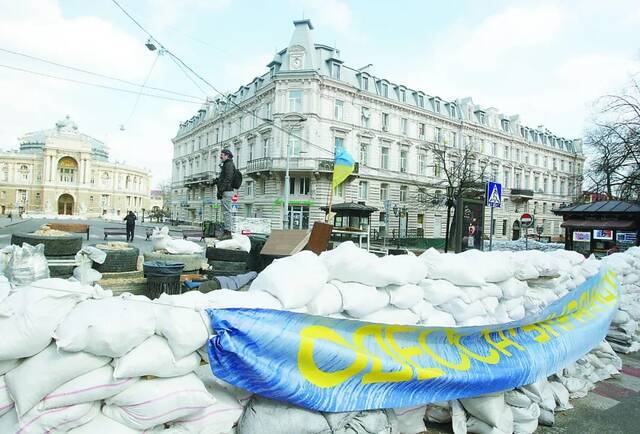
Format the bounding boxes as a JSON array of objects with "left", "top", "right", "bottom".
[
  {"left": 392, "top": 203, "right": 408, "bottom": 249},
  {"left": 141, "top": 208, "right": 145, "bottom": 223},
  {"left": 282, "top": 115, "right": 306, "bottom": 229}
]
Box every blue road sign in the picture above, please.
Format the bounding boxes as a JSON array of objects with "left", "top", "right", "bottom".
[
  {"left": 231, "top": 203, "right": 239, "bottom": 213},
  {"left": 486, "top": 182, "right": 502, "bottom": 208}
]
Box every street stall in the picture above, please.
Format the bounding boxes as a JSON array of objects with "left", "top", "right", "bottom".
[
  {"left": 321, "top": 201, "right": 377, "bottom": 251},
  {"left": 554, "top": 200, "right": 640, "bottom": 257}
]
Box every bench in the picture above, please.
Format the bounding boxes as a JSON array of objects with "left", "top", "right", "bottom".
[
  {"left": 47, "top": 223, "right": 90, "bottom": 240},
  {"left": 182, "top": 229, "right": 204, "bottom": 240},
  {"left": 104, "top": 227, "right": 127, "bottom": 240}
]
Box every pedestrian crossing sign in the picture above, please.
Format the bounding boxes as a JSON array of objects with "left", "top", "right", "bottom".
[{"left": 486, "top": 181, "right": 502, "bottom": 208}]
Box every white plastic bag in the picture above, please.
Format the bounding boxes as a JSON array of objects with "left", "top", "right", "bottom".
[
  {"left": 394, "top": 405, "right": 427, "bottom": 434},
  {"left": 334, "top": 281, "right": 390, "bottom": 318},
  {"left": 18, "top": 401, "right": 99, "bottom": 434},
  {"left": 420, "top": 279, "right": 471, "bottom": 305},
  {"left": 361, "top": 306, "right": 420, "bottom": 325},
  {"left": 0, "top": 375, "right": 14, "bottom": 417},
  {"left": 103, "top": 374, "right": 215, "bottom": 430},
  {"left": 171, "top": 383, "right": 243, "bottom": 434},
  {"left": 67, "top": 412, "right": 139, "bottom": 433},
  {"left": 113, "top": 335, "right": 201, "bottom": 379},
  {"left": 54, "top": 294, "right": 156, "bottom": 357},
  {"left": 215, "top": 233, "right": 251, "bottom": 252},
  {"left": 307, "top": 282, "right": 343, "bottom": 316},
  {"left": 155, "top": 292, "right": 211, "bottom": 359},
  {"left": 385, "top": 284, "right": 424, "bottom": 309},
  {"left": 40, "top": 365, "right": 137, "bottom": 410}
]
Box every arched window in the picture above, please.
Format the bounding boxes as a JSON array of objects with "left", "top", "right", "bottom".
[
  {"left": 125, "top": 175, "right": 131, "bottom": 190},
  {"left": 58, "top": 157, "right": 78, "bottom": 183},
  {"left": 101, "top": 172, "right": 110, "bottom": 186}
]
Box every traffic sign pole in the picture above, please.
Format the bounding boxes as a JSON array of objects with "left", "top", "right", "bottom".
[
  {"left": 489, "top": 206, "right": 494, "bottom": 251},
  {"left": 486, "top": 181, "right": 502, "bottom": 252}
]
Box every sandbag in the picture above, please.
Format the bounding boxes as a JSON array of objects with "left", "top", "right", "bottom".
[
  {"left": 460, "top": 393, "right": 507, "bottom": 428},
  {"left": 510, "top": 402, "right": 540, "bottom": 434},
  {"left": 425, "top": 402, "right": 451, "bottom": 423},
  {"left": 166, "top": 238, "right": 204, "bottom": 255},
  {"left": 40, "top": 365, "right": 137, "bottom": 410},
  {"left": 171, "top": 384, "right": 243, "bottom": 434},
  {"left": 113, "top": 335, "right": 201, "bottom": 379},
  {"left": 155, "top": 292, "right": 211, "bottom": 359},
  {"left": 334, "top": 281, "right": 389, "bottom": 318},
  {"left": 54, "top": 294, "right": 156, "bottom": 357},
  {"left": 205, "top": 289, "right": 282, "bottom": 310},
  {"left": 384, "top": 284, "right": 423, "bottom": 309},
  {"left": 103, "top": 374, "right": 215, "bottom": 430},
  {"left": 440, "top": 298, "right": 487, "bottom": 322},
  {"left": 420, "top": 279, "right": 471, "bottom": 305},
  {"left": 0, "top": 408, "right": 17, "bottom": 433},
  {"left": 361, "top": 306, "right": 420, "bottom": 325},
  {"left": 18, "top": 401, "right": 99, "bottom": 434},
  {"left": 307, "top": 282, "right": 343, "bottom": 316},
  {"left": 237, "top": 395, "right": 330, "bottom": 434},
  {"left": 195, "top": 364, "right": 253, "bottom": 405},
  {"left": 215, "top": 233, "right": 251, "bottom": 252},
  {"left": 419, "top": 251, "right": 486, "bottom": 287},
  {"left": 0, "top": 375, "right": 13, "bottom": 417},
  {"left": 324, "top": 408, "right": 399, "bottom": 433},
  {"left": 451, "top": 400, "right": 468, "bottom": 434},
  {"left": 67, "top": 412, "right": 139, "bottom": 433},
  {"left": 410, "top": 300, "right": 436, "bottom": 321},
  {"left": 0, "top": 360, "right": 18, "bottom": 376},
  {"left": 250, "top": 251, "right": 328, "bottom": 308},
  {"left": 394, "top": 405, "right": 427, "bottom": 434},
  {"left": 5, "top": 343, "right": 109, "bottom": 416},
  {"left": 498, "top": 278, "right": 529, "bottom": 299},
  {"left": 421, "top": 309, "right": 457, "bottom": 327}
]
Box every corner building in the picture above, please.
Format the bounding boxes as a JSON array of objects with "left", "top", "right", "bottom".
[
  {"left": 171, "top": 20, "right": 584, "bottom": 241},
  {"left": 0, "top": 116, "right": 151, "bottom": 217}
]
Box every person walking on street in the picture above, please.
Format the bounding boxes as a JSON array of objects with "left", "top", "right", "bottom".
[
  {"left": 123, "top": 210, "right": 137, "bottom": 242},
  {"left": 213, "top": 149, "right": 238, "bottom": 241}
]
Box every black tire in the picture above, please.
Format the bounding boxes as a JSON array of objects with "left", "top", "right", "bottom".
[
  {"left": 209, "top": 260, "right": 247, "bottom": 274},
  {"left": 206, "top": 247, "right": 249, "bottom": 262},
  {"left": 11, "top": 232, "right": 83, "bottom": 257},
  {"left": 46, "top": 255, "right": 76, "bottom": 278},
  {"left": 90, "top": 244, "right": 140, "bottom": 273}
]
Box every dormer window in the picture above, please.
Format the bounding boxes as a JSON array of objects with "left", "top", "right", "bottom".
[
  {"left": 449, "top": 104, "right": 456, "bottom": 118},
  {"left": 417, "top": 94, "right": 424, "bottom": 107},
  {"left": 361, "top": 76, "right": 369, "bottom": 91},
  {"left": 501, "top": 119, "right": 510, "bottom": 132},
  {"left": 400, "top": 89, "right": 406, "bottom": 102},
  {"left": 475, "top": 110, "right": 485, "bottom": 124},
  {"left": 435, "top": 100, "right": 441, "bottom": 112},
  {"left": 381, "top": 82, "right": 389, "bottom": 97},
  {"left": 331, "top": 62, "right": 341, "bottom": 80}
]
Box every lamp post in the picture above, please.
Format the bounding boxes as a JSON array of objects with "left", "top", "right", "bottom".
[
  {"left": 392, "top": 203, "right": 407, "bottom": 249},
  {"left": 283, "top": 116, "right": 306, "bottom": 229},
  {"left": 141, "top": 208, "right": 145, "bottom": 223}
]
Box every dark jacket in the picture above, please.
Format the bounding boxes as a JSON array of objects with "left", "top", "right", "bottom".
[
  {"left": 215, "top": 159, "right": 235, "bottom": 198},
  {"left": 124, "top": 213, "right": 137, "bottom": 227}
]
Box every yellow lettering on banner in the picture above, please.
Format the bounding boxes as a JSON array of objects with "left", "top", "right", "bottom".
[
  {"left": 298, "top": 325, "right": 367, "bottom": 388},
  {"left": 418, "top": 330, "right": 471, "bottom": 371},
  {"left": 386, "top": 326, "right": 445, "bottom": 381},
  {"left": 538, "top": 321, "right": 561, "bottom": 338},
  {"left": 522, "top": 324, "right": 552, "bottom": 343},
  {"left": 354, "top": 325, "right": 414, "bottom": 384},
  {"left": 483, "top": 330, "right": 525, "bottom": 357},
  {"left": 450, "top": 332, "right": 501, "bottom": 364}
]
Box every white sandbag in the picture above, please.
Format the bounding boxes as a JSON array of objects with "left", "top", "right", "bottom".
[
  {"left": 0, "top": 360, "right": 18, "bottom": 376},
  {"left": 410, "top": 300, "right": 437, "bottom": 321},
  {"left": 114, "top": 335, "right": 200, "bottom": 379},
  {"left": 425, "top": 402, "right": 451, "bottom": 423},
  {"left": 155, "top": 292, "right": 211, "bottom": 359},
  {"left": 249, "top": 251, "right": 328, "bottom": 308},
  {"left": 361, "top": 306, "right": 420, "bottom": 325},
  {"left": 508, "top": 305, "right": 525, "bottom": 321},
  {"left": 385, "top": 284, "right": 424, "bottom": 309},
  {"left": 419, "top": 251, "right": 486, "bottom": 287},
  {"left": 458, "top": 250, "right": 516, "bottom": 283},
  {"left": 0, "top": 283, "right": 90, "bottom": 361},
  {"left": 195, "top": 364, "right": 253, "bottom": 405},
  {"left": 0, "top": 376, "right": 13, "bottom": 417},
  {"left": 505, "top": 390, "right": 532, "bottom": 408},
  {"left": 460, "top": 393, "right": 506, "bottom": 428},
  {"left": 5, "top": 343, "right": 109, "bottom": 416},
  {"left": 538, "top": 408, "right": 554, "bottom": 426},
  {"left": 166, "top": 238, "right": 204, "bottom": 255},
  {"left": 0, "top": 408, "right": 17, "bottom": 433},
  {"left": 466, "top": 405, "right": 513, "bottom": 434},
  {"left": 214, "top": 233, "right": 251, "bottom": 253},
  {"left": 481, "top": 297, "right": 500, "bottom": 315},
  {"left": 67, "top": 412, "right": 139, "bottom": 434},
  {"left": 334, "top": 281, "right": 390, "bottom": 318},
  {"left": 440, "top": 298, "right": 487, "bottom": 322},
  {"left": 54, "top": 294, "right": 156, "bottom": 357},
  {"left": 394, "top": 405, "right": 427, "bottom": 434},
  {"left": 421, "top": 309, "right": 457, "bottom": 327},
  {"left": 103, "top": 374, "right": 215, "bottom": 430},
  {"left": 320, "top": 241, "right": 398, "bottom": 287},
  {"left": 451, "top": 400, "right": 468, "bottom": 434},
  {"left": 498, "top": 278, "right": 529, "bottom": 299},
  {"left": 510, "top": 402, "right": 540, "bottom": 434},
  {"left": 460, "top": 316, "right": 492, "bottom": 327},
  {"left": 502, "top": 297, "right": 524, "bottom": 312},
  {"left": 420, "top": 279, "right": 471, "bottom": 305},
  {"left": 171, "top": 383, "right": 243, "bottom": 434},
  {"left": 18, "top": 401, "right": 99, "bottom": 434},
  {"left": 379, "top": 253, "right": 428, "bottom": 284},
  {"left": 205, "top": 289, "right": 282, "bottom": 310},
  {"left": 237, "top": 395, "right": 331, "bottom": 434},
  {"left": 307, "top": 282, "right": 343, "bottom": 316},
  {"left": 40, "top": 365, "right": 137, "bottom": 410}
]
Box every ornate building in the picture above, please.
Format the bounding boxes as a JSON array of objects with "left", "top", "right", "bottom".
[
  {"left": 170, "top": 20, "right": 584, "bottom": 240},
  {"left": 0, "top": 116, "right": 151, "bottom": 217}
]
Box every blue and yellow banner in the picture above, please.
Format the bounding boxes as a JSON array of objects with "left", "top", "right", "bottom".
[
  {"left": 206, "top": 268, "right": 619, "bottom": 412},
  {"left": 332, "top": 146, "right": 355, "bottom": 188}
]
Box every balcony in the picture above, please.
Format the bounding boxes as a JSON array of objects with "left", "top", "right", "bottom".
[
  {"left": 184, "top": 171, "right": 215, "bottom": 187},
  {"left": 510, "top": 188, "right": 534, "bottom": 201},
  {"left": 245, "top": 157, "right": 359, "bottom": 177}
]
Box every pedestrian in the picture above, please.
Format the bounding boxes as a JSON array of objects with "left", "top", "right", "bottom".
[
  {"left": 213, "top": 149, "right": 238, "bottom": 241},
  {"left": 7, "top": 211, "right": 11, "bottom": 221},
  {"left": 123, "top": 210, "right": 137, "bottom": 242}
]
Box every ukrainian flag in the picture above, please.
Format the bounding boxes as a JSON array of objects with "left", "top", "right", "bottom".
[{"left": 332, "top": 146, "right": 355, "bottom": 188}]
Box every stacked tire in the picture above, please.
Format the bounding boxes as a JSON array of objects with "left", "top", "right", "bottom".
[
  {"left": 11, "top": 232, "right": 83, "bottom": 278},
  {"left": 90, "top": 244, "right": 140, "bottom": 273},
  {"left": 206, "top": 247, "right": 249, "bottom": 277}
]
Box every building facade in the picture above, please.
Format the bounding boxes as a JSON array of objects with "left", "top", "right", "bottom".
[
  {"left": 170, "top": 20, "right": 584, "bottom": 241},
  {"left": 0, "top": 116, "right": 151, "bottom": 217}
]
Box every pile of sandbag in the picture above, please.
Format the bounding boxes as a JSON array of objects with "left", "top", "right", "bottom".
[
  {"left": 602, "top": 246, "right": 640, "bottom": 353},
  {"left": 486, "top": 238, "right": 564, "bottom": 252},
  {"left": 151, "top": 226, "right": 204, "bottom": 255}
]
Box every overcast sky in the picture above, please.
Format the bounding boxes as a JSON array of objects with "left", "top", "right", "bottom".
[{"left": 1, "top": 0, "right": 638, "bottom": 187}]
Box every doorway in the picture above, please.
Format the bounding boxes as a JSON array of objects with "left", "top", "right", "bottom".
[
  {"left": 287, "top": 205, "right": 309, "bottom": 229},
  {"left": 57, "top": 194, "right": 74, "bottom": 215},
  {"left": 512, "top": 220, "right": 521, "bottom": 240}
]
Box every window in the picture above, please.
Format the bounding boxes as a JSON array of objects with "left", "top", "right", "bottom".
[
  {"left": 544, "top": 156, "right": 548, "bottom": 168},
  {"left": 265, "top": 102, "right": 272, "bottom": 120},
  {"left": 451, "top": 132, "right": 458, "bottom": 148},
  {"left": 288, "top": 134, "right": 301, "bottom": 156},
  {"left": 400, "top": 118, "right": 408, "bottom": 135},
  {"left": 17, "top": 189, "right": 27, "bottom": 204},
  {"left": 418, "top": 152, "right": 427, "bottom": 175},
  {"left": 334, "top": 183, "right": 344, "bottom": 197},
  {"left": 358, "top": 181, "right": 368, "bottom": 200},
  {"left": 248, "top": 141, "right": 255, "bottom": 161},
  {"left": 19, "top": 165, "right": 29, "bottom": 181},
  {"left": 560, "top": 180, "right": 565, "bottom": 195},
  {"left": 288, "top": 90, "right": 302, "bottom": 112},
  {"left": 436, "top": 127, "right": 443, "bottom": 143},
  {"left": 543, "top": 177, "right": 549, "bottom": 193},
  {"left": 262, "top": 137, "right": 270, "bottom": 157},
  {"left": 418, "top": 95, "right": 424, "bottom": 107},
  {"left": 502, "top": 219, "right": 507, "bottom": 236},
  {"left": 552, "top": 158, "right": 557, "bottom": 170},
  {"left": 360, "top": 144, "right": 369, "bottom": 166},
  {"left": 380, "top": 183, "right": 389, "bottom": 201},
  {"left": 419, "top": 123, "right": 425, "bottom": 139},
  {"left": 449, "top": 104, "right": 457, "bottom": 118},
  {"left": 381, "top": 113, "right": 389, "bottom": 131},
  {"left": 58, "top": 157, "right": 77, "bottom": 183},
  {"left": 101, "top": 195, "right": 109, "bottom": 207},
  {"left": 503, "top": 146, "right": 509, "bottom": 159},
  {"left": 361, "top": 107, "right": 370, "bottom": 128},
  {"left": 334, "top": 137, "right": 344, "bottom": 150},
  {"left": 400, "top": 150, "right": 408, "bottom": 172},
  {"left": 524, "top": 174, "right": 530, "bottom": 189},
  {"left": 289, "top": 177, "right": 296, "bottom": 195},
  {"left": 381, "top": 83, "right": 388, "bottom": 97},
  {"left": 535, "top": 153, "right": 539, "bottom": 166},
  {"left": 503, "top": 170, "right": 510, "bottom": 188},
  {"left": 400, "top": 89, "right": 406, "bottom": 102},
  {"left": 399, "top": 185, "right": 408, "bottom": 202},
  {"left": 0, "top": 191, "right": 5, "bottom": 200},
  {"left": 524, "top": 152, "right": 529, "bottom": 164},
  {"left": 380, "top": 146, "right": 389, "bottom": 169},
  {"left": 491, "top": 142, "right": 498, "bottom": 156},
  {"left": 515, "top": 172, "right": 521, "bottom": 188},
  {"left": 299, "top": 177, "right": 310, "bottom": 195},
  {"left": 361, "top": 76, "right": 369, "bottom": 90},
  {"left": 434, "top": 156, "right": 442, "bottom": 177},
  {"left": 334, "top": 100, "right": 344, "bottom": 121},
  {"left": 534, "top": 175, "right": 540, "bottom": 191},
  {"left": 552, "top": 179, "right": 557, "bottom": 194},
  {"left": 560, "top": 160, "right": 565, "bottom": 171},
  {"left": 435, "top": 100, "right": 441, "bottom": 112},
  {"left": 477, "top": 111, "right": 485, "bottom": 124},
  {"left": 515, "top": 149, "right": 520, "bottom": 162},
  {"left": 331, "top": 63, "right": 341, "bottom": 79}
]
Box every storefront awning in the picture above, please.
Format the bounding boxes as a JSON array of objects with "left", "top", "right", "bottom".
[{"left": 560, "top": 219, "right": 637, "bottom": 229}]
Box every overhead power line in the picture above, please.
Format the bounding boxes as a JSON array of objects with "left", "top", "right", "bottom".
[
  {"left": 110, "top": 0, "right": 334, "bottom": 157},
  {"left": 0, "top": 63, "right": 206, "bottom": 105}
]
